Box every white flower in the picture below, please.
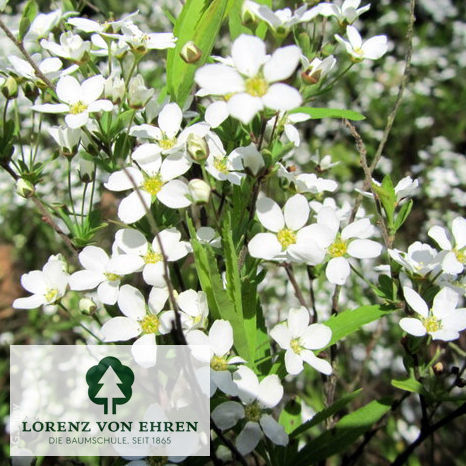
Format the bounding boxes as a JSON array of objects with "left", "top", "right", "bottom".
[
  {"left": 400, "top": 287, "right": 466, "bottom": 341},
  {"left": 270, "top": 307, "right": 332, "bottom": 375},
  {"left": 31, "top": 75, "right": 113, "bottom": 128},
  {"left": 91, "top": 33, "right": 128, "bottom": 57},
  {"left": 119, "top": 22, "right": 176, "bottom": 52},
  {"left": 186, "top": 320, "right": 243, "bottom": 397},
  {"left": 104, "top": 146, "right": 192, "bottom": 223},
  {"left": 428, "top": 217, "right": 466, "bottom": 275},
  {"left": 388, "top": 242, "right": 439, "bottom": 277},
  {"left": 195, "top": 34, "right": 302, "bottom": 124},
  {"left": 278, "top": 164, "right": 338, "bottom": 194},
  {"left": 8, "top": 55, "right": 67, "bottom": 82},
  {"left": 41, "top": 32, "right": 90, "bottom": 62},
  {"left": 127, "top": 75, "right": 154, "bottom": 108},
  {"left": 394, "top": 176, "right": 419, "bottom": 202},
  {"left": 130, "top": 102, "right": 210, "bottom": 156},
  {"left": 13, "top": 258, "right": 68, "bottom": 309},
  {"left": 303, "top": 207, "right": 383, "bottom": 284},
  {"left": 49, "top": 126, "right": 81, "bottom": 155},
  {"left": 237, "top": 143, "right": 265, "bottom": 176},
  {"left": 243, "top": 1, "right": 321, "bottom": 31},
  {"left": 196, "top": 226, "right": 221, "bottom": 248},
  {"left": 27, "top": 9, "right": 62, "bottom": 39},
  {"left": 301, "top": 56, "right": 336, "bottom": 84},
  {"left": 69, "top": 246, "right": 140, "bottom": 305},
  {"left": 318, "top": 0, "right": 371, "bottom": 24},
  {"left": 212, "top": 366, "right": 288, "bottom": 455},
  {"left": 205, "top": 141, "right": 246, "bottom": 185},
  {"left": 100, "top": 284, "right": 175, "bottom": 367},
  {"left": 68, "top": 11, "right": 137, "bottom": 34},
  {"left": 176, "top": 289, "right": 209, "bottom": 330},
  {"left": 335, "top": 26, "right": 387, "bottom": 61},
  {"left": 248, "top": 194, "right": 325, "bottom": 263},
  {"left": 188, "top": 179, "right": 211, "bottom": 203},
  {"left": 112, "top": 227, "right": 191, "bottom": 287}
]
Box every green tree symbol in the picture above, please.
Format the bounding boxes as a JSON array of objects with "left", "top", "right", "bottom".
[{"left": 86, "top": 357, "right": 135, "bottom": 415}]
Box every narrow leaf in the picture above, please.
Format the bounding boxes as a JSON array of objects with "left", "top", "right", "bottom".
[{"left": 289, "top": 107, "right": 366, "bottom": 121}]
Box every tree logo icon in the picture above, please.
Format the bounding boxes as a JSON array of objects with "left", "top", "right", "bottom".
[{"left": 86, "top": 356, "right": 135, "bottom": 415}]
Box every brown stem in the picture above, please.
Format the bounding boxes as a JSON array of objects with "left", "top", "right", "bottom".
[
  {"left": 349, "top": 0, "right": 416, "bottom": 223},
  {"left": 0, "top": 18, "right": 55, "bottom": 91},
  {"left": 283, "top": 263, "right": 310, "bottom": 312},
  {"left": 211, "top": 418, "right": 248, "bottom": 466}
]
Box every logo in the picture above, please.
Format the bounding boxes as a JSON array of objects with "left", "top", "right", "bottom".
[{"left": 86, "top": 356, "right": 134, "bottom": 415}]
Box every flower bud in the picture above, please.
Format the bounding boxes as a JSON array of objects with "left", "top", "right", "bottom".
[
  {"left": 79, "top": 297, "right": 97, "bottom": 313},
  {"left": 433, "top": 362, "right": 444, "bottom": 376},
  {"left": 188, "top": 179, "right": 211, "bottom": 204},
  {"left": 23, "top": 82, "right": 39, "bottom": 102},
  {"left": 78, "top": 157, "right": 95, "bottom": 183},
  {"left": 16, "top": 178, "right": 35, "bottom": 198},
  {"left": 105, "top": 74, "right": 125, "bottom": 104},
  {"left": 180, "top": 41, "right": 202, "bottom": 64},
  {"left": 187, "top": 134, "right": 209, "bottom": 162},
  {"left": 2, "top": 76, "right": 18, "bottom": 99},
  {"left": 49, "top": 126, "right": 81, "bottom": 158},
  {"left": 128, "top": 75, "right": 154, "bottom": 109}
]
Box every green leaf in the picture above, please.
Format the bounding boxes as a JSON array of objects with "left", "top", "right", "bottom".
[
  {"left": 320, "top": 305, "right": 394, "bottom": 352},
  {"left": 294, "top": 398, "right": 392, "bottom": 465},
  {"left": 372, "top": 175, "right": 397, "bottom": 227},
  {"left": 19, "top": 0, "right": 38, "bottom": 40},
  {"left": 394, "top": 199, "right": 413, "bottom": 231},
  {"left": 187, "top": 217, "right": 250, "bottom": 361},
  {"left": 391, "top": 377, "right": 424, "bottom": 394},
  {"left": 290, "top": 389, "right": 362, "bottom": 438},
  {"left": 289, "top": 107, "right": 366, "bottom": 121},
  {"left": 166, "top": 0, "right": 229, "bottom": 106},
  {"left": 280, "top": 398, "right": 302, "bottom": 435}
]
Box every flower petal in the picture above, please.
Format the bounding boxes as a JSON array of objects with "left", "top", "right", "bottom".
[
  {"left": 232, "top": 34, "right": 266, "bottom": 77},
  {"left": 233, "top": 366, "right": 259, "bottom": 404},
  {"left": 97, "top": 280, "right": 120, "bottom": 305},
  {"left": 432, "top": 287, "right": 458, "bottom": 318},
  {"left": 403, "top": 287, "right": 428, "bottom": 318},
  {"left": 399, "top": 317, "right": 426, "bottom": 337},
  {"left": 209, "top": 319, "right": 233, "bottom": 356},
  {"left": 288, "top": 307, "right": 309, "bottom": 337},
  {"left": 205, "top": 101, "right": 229, "bottom": 128},
  {"left": 79, "top": 245, "right": 108, "bottom": 272},
  {"left": 118, "top": 190, "right": 152, "bottom": 224},
  {"left": 105, "top": 167, "right": 143, "bottom": 192},
  {"left": 263, "top": 45, "right": 301, "bottom": 82},
  {"left": 158, "top": 103, "right": 182, "bottom": 138},
  {"left": 212, "top": 401, "right": 244, "bottom": 430},
  {"left": 56, "top": 75, "right": 80, "bottom": 104},
  {"left": 326, "top": 257, "right": 350, "bottom": 285},
  {"left": 236, "top": 421, "right": 261, "bottom": 455},
  {"left": 301, "top": 323, "right": 332, "bottom": 350},
  {"left": 69, "top": 270, "right": 103, "bottom": 290},
  {"left": 284, "top": 194, "right": 309, "bottom": 230},
  {"left": 285, "top": 349, "right": 303, "bottom": 375},
  {"left": 428, "top": 225, "right": 451, "bottom": 251},
  {"left": 101, "top": 316, "right": 140, "bottom": 342},
  {"left": 157, "top": 180, "right": 191, "bottom": 208},
  {"left": 262, "top": 83, "right": 302, "bottom": 111},
  {"left": 117, "top": 284, "right": 146, "bottom": 320},
  {"left": 195, "top": 64, "right": 244, "bottom": 95},
  {"left": 301, "top": 350, "right": 332, "bottom": 375},
  {"left": 452, "top": 217, "right": 466, "bottom": 249},
  {"left": 248, "top": 232, "right": 282, "bottom": 260},
  {"left": 81, "top": 75, "right": 105, "bottom": 104},
  {"left": 260, "top": 414, "right": 288, "bottom": 446},
  {"left": 347, "top": 239, "right": 382, "bottom": 259},
  {"left": 256, "top": 197, "right": 284, "bottom": 232},
  {"left": 257, "top": 374, "right": 283, "bottom": 408},
  {"left": 132, "top": 334, "right": 157, "bottom": 368},
  {"left": 341, "top": 218, "right": 373, "bottom": 240},
  {"left": 228, "top": 93, "right": 263, "bottom": 124},
  {"left": 270, "top": 323, "right": 291, "bottom": 350}
]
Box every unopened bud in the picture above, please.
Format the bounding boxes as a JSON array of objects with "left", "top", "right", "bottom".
[
  {"left": 78, "top": 157, "right": 95, "bottom": 183},
  {"left": 2, "top": 76, "right": 18, "bottom": 99},
  {"left": 79, "top": 297, "right": 97, "bottom": 313},
  {"left": 180, "top": 41, "right": 202, "bottom": 64},
  {"left": 187, "top": 134, "right": 209, "bottom": 162},
  {"left": 188, "top": 179, "right": 211, "bottom": 204},
  {"left": 16, "top": 178, "right": 35, "bottom": 198}
]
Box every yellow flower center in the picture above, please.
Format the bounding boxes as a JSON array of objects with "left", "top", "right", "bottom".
[
  {"left": 277, "top": 228, "right": 296, "bottom": 249},
  {"left": 44, "top": 288, "right": 59, "bottom": 303},
  {"left": 245, "top": 76, "right": 269, "bottom": 97},
  {"left": 143, "top": 250, "right": 163, "bottom": 264},
  {"left": 422, "top": 316, "right": 442, "bottom": 334},
  {"left": 140, "top": 314, "right": 160, "bottom": 334},
  {"left": 290, "top": 337, "right": 302, "bottom": 355},
  {"left": 244, "top": 402, "right": 262, "bottom": 422},
  {"left": 70, "top": 101, "right": 88, "bottom": 114},
  {"left": 328, "top": 239, "right": 348, "bottom": 257},
  {"left": 213, "top": 157, "right": 229, "bottom": 174},
  {"left": 104, "top": 272, "right": 121, "bottom": 281},
  {"left": 159, "top": 136, "right": 177, "bottom": 150},
  {"left": 210, "top": 355, "right": 228, "bottom": 371},
  {"left": 142, "top": 174, "right": 164, "bottom": 195},
  {"left": 454, "top": 248, "right": 465, "bottom": 264}
]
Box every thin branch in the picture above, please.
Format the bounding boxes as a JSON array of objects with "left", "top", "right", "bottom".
[
  {"left": 0, "top": 18, "right": 55, "bottom": 90},
  {"left": 211, "top": 418, "right": 248, "bottom": 466},
  {"left": 391, "top": 403, "right": 466, "bottom": 466},
  {"left": 349, "top": 0, "right": 416, "bottom": 222},
  {"left": 283, "top": 263, "right": 310, "bottom": 312}
]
